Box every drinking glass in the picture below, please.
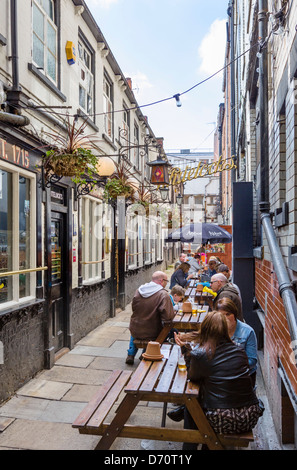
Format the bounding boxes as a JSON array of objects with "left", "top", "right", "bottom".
[
  {"left": 192, "top": 303, "right": 198, "bottom": 316},
  {"left": 177, "top": 347, "right": 187, "bottom": 371}
]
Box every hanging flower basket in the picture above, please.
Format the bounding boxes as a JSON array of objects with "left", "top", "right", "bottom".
[
  {"left": 103, "top": 160, "right": 138, "bottom": 202},
  {"left": 42, "top": 117, "right": 99, "bottom": 185},
  {"left": 44, "top": 148, "right": 97, "bottom": 182}
]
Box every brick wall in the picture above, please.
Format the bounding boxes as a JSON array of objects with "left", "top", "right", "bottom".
[{"left": 255, "top": 258, "right": 297, "bottom": 439}]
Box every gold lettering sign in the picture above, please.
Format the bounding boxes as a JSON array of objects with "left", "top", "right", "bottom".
[
  {"left": 169, "top": 156, "right": 237, "bottom": 186},
  {"left": 0, "top": 138, "right": 30, "bottom": 168}
]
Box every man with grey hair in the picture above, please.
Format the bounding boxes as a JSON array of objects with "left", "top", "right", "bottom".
[
  {"left": 174, "top": 253, "right": 187, "bottom": 270},
  {"left": 217, "top": 264, "right": 242, "bottom": 301},
  {"left": 126, "top": 271, "right": 174, "bottom": 364},
  {"left": 210, "top": 273, "right": 243, "bottom": 321}
]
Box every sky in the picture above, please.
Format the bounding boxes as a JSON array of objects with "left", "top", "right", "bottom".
[{"left": 85, "top": 0, "right": 228, "bottom": 152}]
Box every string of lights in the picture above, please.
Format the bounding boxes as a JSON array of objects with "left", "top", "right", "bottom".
[{"left": 19, "top": 39, "right": 261, "bottom": 121}]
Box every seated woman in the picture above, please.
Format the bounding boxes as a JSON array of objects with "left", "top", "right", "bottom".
[
  {"left": 169, "top": 262, "right": 193, "bottom": 289},
  {"left": 176, "top": 311, "right": 263, "bottom": 450},
  {"left": 215, "top": 297, "right": 257, "bottom": 387}
]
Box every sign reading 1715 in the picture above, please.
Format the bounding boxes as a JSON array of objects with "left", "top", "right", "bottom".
[{"left": 0, "top": 137, "right": 30, "bottom": 168}]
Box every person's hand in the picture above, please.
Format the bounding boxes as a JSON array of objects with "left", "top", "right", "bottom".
[{"left": 174, "top": 331, "right": 186, "bottom": 347}]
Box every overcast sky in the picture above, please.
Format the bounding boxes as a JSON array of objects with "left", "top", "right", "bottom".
[{"left": 86, "top": 0, "right": 228, "bottom": 152}]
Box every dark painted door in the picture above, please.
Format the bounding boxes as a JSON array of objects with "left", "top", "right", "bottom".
[{"left": 50, "top": 211, "right": 66, "bottom": 352}]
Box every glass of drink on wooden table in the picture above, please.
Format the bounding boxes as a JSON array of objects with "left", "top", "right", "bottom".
[
  {"left": 177, "top": 346, "right": 187, "bottom": 371},
  {"left": 192, "top": 303, "right": 198, "bottom": 315}
]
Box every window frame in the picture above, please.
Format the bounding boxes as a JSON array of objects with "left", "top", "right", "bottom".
[
  {"left": 81, "top": 196, "right": 105, "bottom": 284},
  {"left": 103, "top": 72, "right": 114, "bottom": 140},
  {"left": 77, "top": 33, "right": 95, "bottom": 118},
  {"left": 133, "top": 122, "right": 140, "bottom": 169},
  {"left": 0, "top": 162, "right": 37, "bottom": 310},
  {"left": 32, "top": 0, "right": 58, "bottom": 84}
]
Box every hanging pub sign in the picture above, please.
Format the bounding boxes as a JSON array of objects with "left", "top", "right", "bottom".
[{"left": 169, "top": 156, "right": 237, "bottom": 186}]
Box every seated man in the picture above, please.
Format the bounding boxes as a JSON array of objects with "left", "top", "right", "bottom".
[
  {"left": 217, "top": 263, "right": 242, "bottom": 301},
  {"left": 210, "top": 273, "right": 243, "bottom": 321},
  {"left": 126, "top": 271, "right": 175, "bottom": 364},
  {"left": 174, "top": 253, "right": 187, "bottom": 270}
]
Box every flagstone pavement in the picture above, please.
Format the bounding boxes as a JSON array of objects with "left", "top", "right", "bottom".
[{"left": 0, "top": 298, "right": 284, "bottom": 451}]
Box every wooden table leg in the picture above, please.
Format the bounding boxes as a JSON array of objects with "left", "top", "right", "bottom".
[
  {"left": 185, "top": 396, "right": 224, "bottom": 450},
  {"left": 155, "top": 324, "right": 172, "bottom": 344},
  {"left": 94, "top": 394, "right": 139, "bottom": 450}
]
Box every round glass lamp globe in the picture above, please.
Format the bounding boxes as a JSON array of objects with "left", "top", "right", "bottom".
[{"left": 97, "top": 157, "right": 116, "bottom": 177}]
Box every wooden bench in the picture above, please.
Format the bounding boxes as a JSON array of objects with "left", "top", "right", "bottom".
[
  {"left": 72, "top": 348, "right": 254, "bottom": 450},
  {"left": 72, "top": 369, "right": 132, "bottom": 446}
]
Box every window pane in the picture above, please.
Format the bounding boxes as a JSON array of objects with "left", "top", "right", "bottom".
[
  {"left": 79, "top": 86, "right": 86, "bottom": 109},
  {"left": 33, "top": 35, "right": 45, "bottom": 69},
  {"left": 19, "top": 177, "right": 31, "bottom": 298},
  {"left": 0, "top": 171, "right": 12, "bottom": 304},
  {"left": 43, "top": 0, "right": 54, "bottom": 20},
  {"left": 47, "top": 22, "right": 56, "bottom": 55},
  {"left": 51, "top": 220, "right": 61, "bottom": 283},
  {"left": 33, "top": 4, "right": 44, "bottom": 40},
  {"left": 47, "top": 51, "right": 56, "bottom": 81}
]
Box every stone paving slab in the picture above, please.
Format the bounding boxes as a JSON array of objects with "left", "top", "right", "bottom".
[
  {"left": 55, "top": 354, "right": 95, "bottom": 368},
  {"left": 17, "top": 379, "right": 73, "bottom": 400},
  {"left": 61, "top": 384, "right": 100, "bottom": 402},
  {"left": 0, "top": 395, "right": 85, "bottom": 423},
  {"left": 0, "top": 417, "right": 15, "bottom": 432},
  {"left": 0, "top": 396, "right": 50, "bottom": 420},
  {"left": 87, "top": 356, "right": 137, "bottom": 371},
  {"left": 69, "top": 341, "right": 130, "bottom": 358},
  {"left": 39, "top": 365, "right": 110, "bottom": 385},
  {"left": 0, "top": 419, "right": 99, "bottom": 450}
]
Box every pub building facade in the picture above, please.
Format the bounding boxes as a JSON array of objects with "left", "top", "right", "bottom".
[{"left": 0, "top": 0, "right": 177, "bottom": 403}]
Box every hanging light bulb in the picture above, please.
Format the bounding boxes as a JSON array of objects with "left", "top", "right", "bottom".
[{"left": 173, "top": 94, "right": 182, "bottom": 107}]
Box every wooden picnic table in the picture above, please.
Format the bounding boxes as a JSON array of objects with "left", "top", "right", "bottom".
[
  {"left": 73, "top": 343, "right": 254, "bottom": 450},
  {"left": 184, "top": 283, "right": 214, "bottom": 309},
  {"left": 154, "top": 306, "right": 209, "bottom": 344}
]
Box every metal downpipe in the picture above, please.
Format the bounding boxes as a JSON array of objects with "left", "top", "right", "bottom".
[
  {"left": 0, "top": 111, "right": 29, "bottom": 126},
  {"left": 261, "top": 212, "right": 297, "bottom": 365}
]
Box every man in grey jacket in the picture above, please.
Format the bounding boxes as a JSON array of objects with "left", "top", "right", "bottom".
[
  {"left": 126, "top": 271, "right": 175, "bottom": 364},
  {"left": 210, "top": 273, "right": 243, "bottom": 321}
]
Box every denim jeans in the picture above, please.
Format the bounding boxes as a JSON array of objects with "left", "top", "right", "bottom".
[{"left": 127, "top": 336, "right": 138, "bottom": 356}]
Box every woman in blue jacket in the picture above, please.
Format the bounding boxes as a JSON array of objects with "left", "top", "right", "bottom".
[{"left": 216, "top": 297, "right": 258, "bottom": 387}]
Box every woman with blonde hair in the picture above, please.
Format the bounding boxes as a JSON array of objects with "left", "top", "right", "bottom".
[{"left": 178, "top": 311, "right": 263, "bottom": 450}]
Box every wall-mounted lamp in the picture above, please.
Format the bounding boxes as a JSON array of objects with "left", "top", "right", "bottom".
[
  {"left": 147, "top": 155, "right": 170, "bottom": 185},
  {"left": 176, "top": 193, "right": 183, "bottom": 206},
  {"left": 97, "top": 156, "right": 116, "bottom": 177},
  {"left": 159, "top": 186, "right": 169, "bottom": 201}
]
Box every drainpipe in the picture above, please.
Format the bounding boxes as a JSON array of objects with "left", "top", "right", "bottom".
[
  {"left": 3, "top": 0, "right": 29, "bottom": 125},
  {"left": 228, "top": 1, "right": 236, "bottom": 184},
  {"left": 0, "top": 111, "right": 29, "bottom": 126},
  {"left": 261, "top": 213, "right": 297, "bottom": 365},
  {"left": 258, "top": 0, "right": 270, "bottom": 210},
  {"left": 10, "top": 0, "right": 19, "bottom": 92}
]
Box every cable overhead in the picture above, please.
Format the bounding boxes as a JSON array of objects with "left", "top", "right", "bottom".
[{"left": 19, "top": 40, "right": 260, "bottom": 121}]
